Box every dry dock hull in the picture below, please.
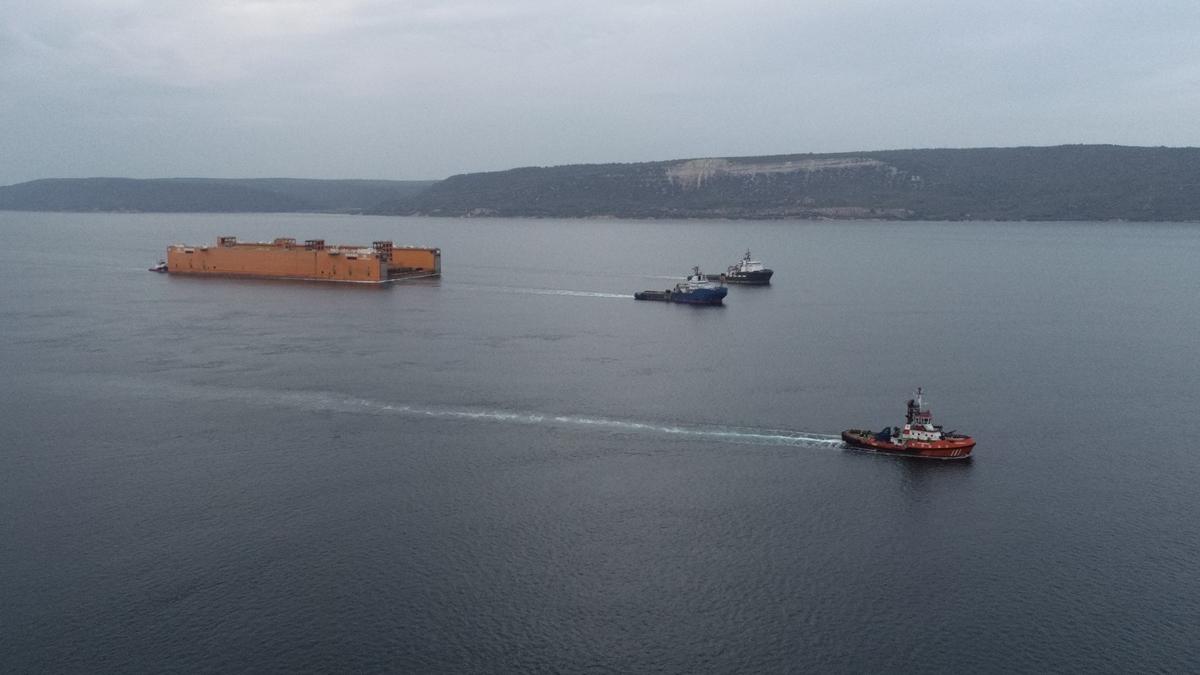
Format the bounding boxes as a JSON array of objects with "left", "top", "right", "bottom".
[
  {"left": 166, "top": 270, "right": 439, "bottom": 284},
  {"left": 164, "top": 236, "right": 440, "bottom": 284},
  {"left": 841, "top": 430, "right": 974, "bottom": 459}
]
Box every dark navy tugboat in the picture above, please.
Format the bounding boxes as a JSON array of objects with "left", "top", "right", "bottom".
[
  {"left": 709, "top": 250, "right": 773, "bottom": 285},
  {"left": 841, "top": 388, "right": 975, "bottom": 459},
  {"left": 635, "top": 266, "right": 728, "bottom": 305}
]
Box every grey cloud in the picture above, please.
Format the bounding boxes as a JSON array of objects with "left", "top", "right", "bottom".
[{"left": 2, "top": 0, "right": 1199, "bottom": 184}]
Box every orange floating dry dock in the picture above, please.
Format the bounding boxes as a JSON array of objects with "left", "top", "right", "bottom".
[{"left": 165, "top": 236, "right": 440, "bottom": 284}]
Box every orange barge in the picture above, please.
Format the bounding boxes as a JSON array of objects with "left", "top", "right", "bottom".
[{"left": 164, "top": 236, "right": 440, "bottom": 284}]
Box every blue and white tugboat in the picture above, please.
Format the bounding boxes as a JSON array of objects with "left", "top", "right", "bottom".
[
  {"left": 635, "top": 266, "right": 728, "bottom": 305},
  {"left": 709, "top": 250, "right": 773, "bottom": 284}
]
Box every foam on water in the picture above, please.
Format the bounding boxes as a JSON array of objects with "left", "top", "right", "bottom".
[
  {"left": 445, "top": 283, "right": 632, "bottom": 299},
  {"left": 368, "top": 402, "right": 844, "bottom": 448},
  {"left": 98, "top": 378, "right": 844, "bottom": 450}
]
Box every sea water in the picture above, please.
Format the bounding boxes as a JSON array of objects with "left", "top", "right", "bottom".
[{"left": 2, "top": 212, "right": 1199, "bottom": 671}]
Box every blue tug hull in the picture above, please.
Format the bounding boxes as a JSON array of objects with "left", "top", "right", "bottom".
[
  {"left": 672, "top": 286, "right": 727, "bottom": 304},
  {"left": 635, "top": 286, "right": 727, "bottom": 305},
  {"left": 635, "top": 266, "right": 728, "bottom": 305}
]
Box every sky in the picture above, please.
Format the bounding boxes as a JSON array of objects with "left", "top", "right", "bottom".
[{"left": 2, "top": 0, "right": 1199, "bottom": 184}]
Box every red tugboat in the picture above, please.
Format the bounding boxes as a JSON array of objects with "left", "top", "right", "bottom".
[{"left": 842, "top": 388, "right": 975, "bottom": 459}]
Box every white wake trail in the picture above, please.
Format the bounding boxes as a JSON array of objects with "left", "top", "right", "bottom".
[
  {"left": 97, "top": 379, "right": 846, "bottom": 450},
  {"left": 348, "top": 399, "right": 843, "bottom": 449},
  {"left": 445, "top": 283, "right": 632, "bottom": 299}
]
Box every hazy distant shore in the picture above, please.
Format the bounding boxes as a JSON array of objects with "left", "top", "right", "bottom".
[{"left": 4, "top": 145, "right": 1199, "bottom": 222}]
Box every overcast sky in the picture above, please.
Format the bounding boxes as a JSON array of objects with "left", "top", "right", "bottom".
[{"left": 2, "top": 0, "right": 1198, "bottom": 184}]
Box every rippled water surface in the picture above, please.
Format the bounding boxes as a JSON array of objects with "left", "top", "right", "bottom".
[{"left": 3, "top": 213, "right": 1199, "bottom": 671}]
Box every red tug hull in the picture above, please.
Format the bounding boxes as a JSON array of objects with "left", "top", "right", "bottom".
[
  {"left": 841, "top": 430, "right": 975, "bottom": 459},
  {"left": 841, "top": 388, "right": 976, "bottom": 460}
]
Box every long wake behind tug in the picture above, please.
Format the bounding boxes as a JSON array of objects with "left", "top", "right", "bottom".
[{"left": 841, "top": 388, "right": 975, "bottom": 459}]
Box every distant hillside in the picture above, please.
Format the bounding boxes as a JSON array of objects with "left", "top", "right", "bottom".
[
  {"left": 373, "top": 145, "right": 1200, "bottom": 221},
  {"left": 0, "top": 178, "right": 436, "bottom": 213},
  {"left": 8, "top": 146, "right": 1200, "bottom": 220}
]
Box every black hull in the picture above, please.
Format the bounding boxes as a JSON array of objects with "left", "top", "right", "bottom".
[{"left": 708, "top": 269, "right": 773, "bottom": 285}]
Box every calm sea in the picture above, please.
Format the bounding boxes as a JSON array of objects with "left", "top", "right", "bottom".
[{"left": 2, "top": 212, "right": 1198, "bottom": 672}]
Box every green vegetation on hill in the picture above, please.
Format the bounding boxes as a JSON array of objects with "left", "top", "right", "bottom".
[
  {"left": 0, "top": 177, "right": 436, "bottom": 213},
  {"left": 373, "top": 145, "right": 1200, "bottom": 221},
  {"left": 5, "top": 146, "right": 1199, "bottom": 220}
]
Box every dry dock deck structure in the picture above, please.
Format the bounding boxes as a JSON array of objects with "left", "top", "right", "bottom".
[{"left": 166, "top": 236, "right": 440, "bottom": 284}]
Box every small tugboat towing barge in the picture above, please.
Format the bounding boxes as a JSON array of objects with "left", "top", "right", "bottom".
[
  {"left": 842, "top": 388, "right": 975, "bottom": 459},
  {"left": 635, "top": 267, "right": 728, "bottom": 305}
]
